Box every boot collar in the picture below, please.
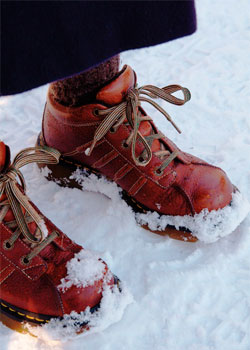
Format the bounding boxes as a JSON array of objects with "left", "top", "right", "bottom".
[{"left": 96, "top": 65, "right": 136, "bottom": 106}]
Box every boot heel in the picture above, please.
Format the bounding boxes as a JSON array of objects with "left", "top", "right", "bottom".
[{"left": 36, "top": 133, "right": 82, "bottom": 189}]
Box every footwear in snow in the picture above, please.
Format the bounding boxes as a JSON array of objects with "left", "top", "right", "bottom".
[
  {"left": 0, "top": 141, "right": 122, "bottom": 336},
  {"left": 38, "top": 65, "right": 249, "bottom": 242}
]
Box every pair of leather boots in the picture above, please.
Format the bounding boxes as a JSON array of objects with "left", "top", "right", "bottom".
[{"left": 0, "top": 66, "right": 248, "bottom": 336}]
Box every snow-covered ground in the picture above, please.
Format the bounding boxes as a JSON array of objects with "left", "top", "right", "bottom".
[{"left": 1, "top": 0, "right": 250, "bottom": 349}]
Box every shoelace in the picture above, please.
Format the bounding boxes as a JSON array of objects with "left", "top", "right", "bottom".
[
  {"left": 86, "top": 84, "right": 191, "bottom": 173},
  {"left": 0, "top": 146, "right": 61, "bottom": 264}
]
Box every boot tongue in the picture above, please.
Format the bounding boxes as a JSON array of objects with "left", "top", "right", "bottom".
[
  {"left": 0, "top": 141, "right": 10, "bottom": 173},
  {"left": 96, "top": 65, "right": 161, "bottom": 153}
]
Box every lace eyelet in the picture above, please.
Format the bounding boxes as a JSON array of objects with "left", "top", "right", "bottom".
[
  {"left": 109, "top": 127, "right": 117, "bottom": 134},
  {"left": 122, "top": 140, "right": 129, "bottom": 149},
  {"left": 154, "top": 168, "right": 164, "bottom": 176},
  {"left": 3, "top": 240, "right": 14, "bottom": 250},
  {"left": 21, "top": 256, "right": 31, "bottom": 266},
  {"left": 92, "top": 108, "right": 100, "bottom": 117},
  {"left": 138, "top": 156, "right": 145, "bottom": 163}
]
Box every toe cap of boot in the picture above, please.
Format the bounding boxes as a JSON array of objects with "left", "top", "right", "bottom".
[
  {"left": 190, "top": 165, "right": 233, "bottom": 214},
  {"left": 59, "top": 270, "right": 114, "bottom": 315}
]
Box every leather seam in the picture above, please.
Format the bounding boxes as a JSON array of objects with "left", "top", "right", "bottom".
[
  {"left": 0, "top": 251, "right": 41, "bottom": 282},
  {"left": 65, "top": 138, "right": 105, "bottom": 157},
  {"left": 114, "top": 163, "right": 133, "bottom": 181},
  {"left": 0, "top": 223, "right": 47, "bottom": 279},
  {"left": 92, "top": 150, "right": 119, "bottom": 169},
  {"left": 17, "top": 236, "right": 47, "bottom": 270},
  {"left": 23, "top": 263, "right": 48, "bottom": 271},
  {"left": 0, "top": 264, "right": 10, "bottom": 275},
  {"left": 0, "top": 268, "right": 15, "bottom": 286},
  {"left": 104, "top": 137, "right": 172, "bottom": 190},
  {"left": 174, "top": 184, "right": 195, "bottom": 215},
  {"left": 158, "top": 171, "right": 177, "bottom": 190},
  {"left": 128, "top": 176, "right": 147, "bottom": 197},
  {"left": 46, "top": 274, "right": 65, "bottom": 315}
]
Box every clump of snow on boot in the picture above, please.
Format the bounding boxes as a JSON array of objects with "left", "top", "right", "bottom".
[
  {"left": 136, "top": 191, "right": 250, "bottom": 243},
  {"left": 71, "top": 170, "right": 250, "bottom": 244},
  {"left": 58, "top": 249, "right": 106, "bottom": 291},
  {"left": 38, "top": 218, "right": 49, "bottom": 238},
  {"left": 71, "top": 168, "right": 123, "bottom": 202}
]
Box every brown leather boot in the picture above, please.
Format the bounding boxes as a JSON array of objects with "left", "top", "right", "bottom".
[
  {"left": 38, "top": 65, "right": 250, "bottom": 243},
  {"left": 0, "top": 141, "right": 125, "bottom": 337}
]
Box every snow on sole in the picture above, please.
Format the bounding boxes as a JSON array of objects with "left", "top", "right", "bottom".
[
  {"left": 37, "top": 133, "right": 250, "bottom": 244},
  {"left": 0, "top": 298, "right": 98, "bottom": 335},
  {"left": 0, "top": 276, "right": 124, "bottom": 339}
]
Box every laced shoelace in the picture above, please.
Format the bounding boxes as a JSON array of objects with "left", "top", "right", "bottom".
[
  {"left": 0, "top": 146, "right": 61, "bottom": 264},
  {"left": 85, "top": 84, "right": 191, "bottom": 174}
]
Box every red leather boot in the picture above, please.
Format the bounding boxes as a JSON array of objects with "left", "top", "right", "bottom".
[
  {"left": 38, "top": 65, "right": 249, "bottom": 243},
  {"left": 0, "top": 141, "right": 123, "bottom": 336}
]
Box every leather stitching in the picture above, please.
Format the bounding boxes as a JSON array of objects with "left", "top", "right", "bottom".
[
  {"left": 23, "top": 263, "right": 48, "bottom": 271},
  {"left": 0, "top": 264, "right": 10, "bottom": 274},
  {"left": 45, "top": 274, "right": 65, "bottom": 315},
  {"left": 128, "top": 176, "right": 147, "bottom": 197},
  {"left": 114, "top": 163, "right": 133, "bottom": 181},
  {"left": 174, "top": 184, "right": 195, "bottom": 215},
  {"left": 92, "top": 150, "right": 119, "bottom": 169},
  {"left": 104, "top": 136, "right": 174, "bottom": 191},
  {"left": 0, "top": 268, "right": 15, "bottom": 286},
  {"left": 0, "top": 251, "right": 44, "bottom": 281}
]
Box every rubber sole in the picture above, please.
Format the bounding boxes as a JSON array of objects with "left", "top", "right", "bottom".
[
  {"left": 0, "top": 298, "right": 99, "bottom": 335},
  {"left": 37, "top": 133, "right": 197, "bottom": 242}
]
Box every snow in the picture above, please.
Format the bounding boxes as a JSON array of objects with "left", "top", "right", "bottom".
[
  {"left": 1, "top": 0, "right": 250, "bottom": 349},
  {"left": 38, "top": 218, "right": 49, "bottom": 238},
  {"left": 58, "top": 249, "right": 107, "bottom": 291},
  {"left": 136, "top": 191, "right": 250, "bottom": 243}
]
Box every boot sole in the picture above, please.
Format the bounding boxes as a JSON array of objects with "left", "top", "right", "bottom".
[
  {"left": 0, "top": 298, "right": 99, "bottom": 335},
  {"left": 1, "top": 276, "right": 120, "bottom": 336},
  {"left": 37, "top": 133, "right": 197, "bottom": 243}
]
